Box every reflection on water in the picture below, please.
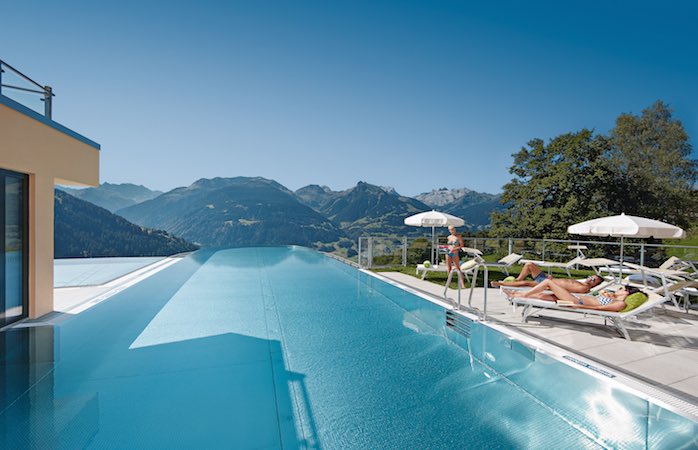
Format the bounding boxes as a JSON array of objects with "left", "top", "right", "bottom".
[{"left": 0, "top": 326, "right": 99, "bottom": 449}]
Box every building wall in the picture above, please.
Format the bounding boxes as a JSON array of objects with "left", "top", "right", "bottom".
[{"left": 0, "top": 99, "right": 99, "bottom": 319}]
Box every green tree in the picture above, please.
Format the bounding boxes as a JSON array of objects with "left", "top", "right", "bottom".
[
  {"left": 490, "top": 130, "right": 614, "bottom": 238},
  {"left": 608, "top": 100, "right": 697, "bottom": 228}
]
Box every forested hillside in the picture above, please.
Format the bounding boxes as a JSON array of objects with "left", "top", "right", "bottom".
[
  {"left": 55, "top": 190, "right": 198, "bottom": 258},
  {"left": 117, "top": 177, "right": 345, "bottom": 248}
]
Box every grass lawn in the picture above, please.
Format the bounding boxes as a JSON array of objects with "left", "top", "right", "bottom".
[{"left": 373, "top": 264, "right": 596, "bottom": 289}]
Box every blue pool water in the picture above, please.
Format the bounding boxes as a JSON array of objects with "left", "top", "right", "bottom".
[{"left": 1, "top": 247, "right": 696, "bottom": 449}]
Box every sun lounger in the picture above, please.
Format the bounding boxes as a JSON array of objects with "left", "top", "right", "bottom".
[
  {"left": 667, "top": 280, "right": 698, "bottom": 312},
  {"left": 519, "top": 255, "right": 586, "bottom": 277},
  {"left": 507, "top": 290, "right": 669, "bottom": 340},
  {"left": 416, "top": 247, "right": 483, "bottom": 281},
  {"left": 481, "top": 253, "right": 522, "bottom": 276},
  {"left": 593, "top": 266, "right": 681, "bottom": 308},
  {"left": 621, "top": 259, "right": 697, "bottom": 282},
  {"left": 658, "top": 256, "right": 697, "bottom": 273},
  {"left": 416, "top": 263, "right": 449, "bottom": 280}
]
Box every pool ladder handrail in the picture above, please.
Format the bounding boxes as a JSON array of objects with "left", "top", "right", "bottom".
[{"left": 444, "top": 262, "right": 488, "bottom": 320}]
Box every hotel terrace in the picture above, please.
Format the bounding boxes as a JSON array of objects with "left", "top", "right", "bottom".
[{"left": 1, "top": 59, "right": 697, "bottom": 449}]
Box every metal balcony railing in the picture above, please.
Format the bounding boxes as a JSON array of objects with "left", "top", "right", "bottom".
[{"left": 0, "top": 59, "right": 54, "bottom": 119}]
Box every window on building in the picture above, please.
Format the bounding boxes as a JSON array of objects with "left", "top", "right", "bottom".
[{"left": 1, "top": 169, "right": 28, "bottom": 327}]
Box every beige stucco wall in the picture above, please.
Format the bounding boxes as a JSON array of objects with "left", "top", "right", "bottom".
[{"left": 0, "top": 101, "right": 99, "bottom": 319}]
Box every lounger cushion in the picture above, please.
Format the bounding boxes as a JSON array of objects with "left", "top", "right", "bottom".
[
  {"left": 621, "top": 293, "right": 648, "bottom": 312},
  {"left": 499, "top": 253, "right": 522, "bottom": 265},
  {"left": 461, "top": 260, "right": 477, "bottom": 270},
  {"left": 627, "top": 273, "right": 662, "bottom": 287}
]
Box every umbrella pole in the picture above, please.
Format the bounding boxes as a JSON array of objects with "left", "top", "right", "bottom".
[
  {"left": 619, "top": 236, "right": 625, "bottom": 282},
  {"left": 432, "top": 226, "right": 435, "bottom": 265}
]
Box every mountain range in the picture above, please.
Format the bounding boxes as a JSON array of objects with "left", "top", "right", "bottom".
[
  {"left": 117, "top": 177, "right": 346, "bottom": 248},
  {"left": 59, "top": 182, "right": 162, "bottom": 212},
  {"left": 55, "top": 190, "right": 198, "bottom": 258},
  {"left": 58, "top": 179, "right": 502, "bottom": 257},
  {"left": 296, "top": 182, "right": 430, "bottom": 239},
  {"left": 415, "top": 187, "right": 474, "bottom": 206}
]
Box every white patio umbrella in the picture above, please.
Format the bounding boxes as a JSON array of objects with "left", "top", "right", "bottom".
[
  {"left": 567, "top": 213, "right": 686, "bottom": 266},
  {"left": 404, "top": 210, "right": 465, "bottom": 264}
]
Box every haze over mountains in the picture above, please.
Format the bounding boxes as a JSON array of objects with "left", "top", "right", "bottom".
[
  {"left": 59, "top": 179, "right": 502, "bottom": 257},
  {"left": 59, "top": 182, "right": 163, "bottom": 212}
]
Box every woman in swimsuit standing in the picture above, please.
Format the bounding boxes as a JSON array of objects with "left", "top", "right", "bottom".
[{"left": 446, "top": 225, "right": 466, "bottom": 289}]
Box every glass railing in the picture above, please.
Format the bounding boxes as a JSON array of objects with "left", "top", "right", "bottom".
[
  {"left": 0, "top": 59, "right": 53, "bottom": 119},
  {"left": 358, "top": 235, "right": 698, "bottom": 269}
]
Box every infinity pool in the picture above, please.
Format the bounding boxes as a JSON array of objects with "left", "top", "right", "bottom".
[{"left": 1, "top": 247, "right": 696, "bottom": 448}]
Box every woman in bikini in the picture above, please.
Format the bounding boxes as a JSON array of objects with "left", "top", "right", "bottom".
[
  {"left": 504, "top": 280, "right": 642, "bottom": 311},
  {"left": 446, "top": 225, "right": 466, "bottom": 288}
]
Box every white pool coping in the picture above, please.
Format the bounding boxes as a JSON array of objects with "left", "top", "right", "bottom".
[{"left": 56, "top": 256, "right": 184, "bottom": 315}]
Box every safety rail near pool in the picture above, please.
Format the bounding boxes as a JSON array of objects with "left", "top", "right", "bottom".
[{"left": 357, "top": 236, "right": 698, "bottom": 270}]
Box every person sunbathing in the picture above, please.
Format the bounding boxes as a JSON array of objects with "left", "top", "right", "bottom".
[
  {"left": 490, "top": 261, "right": 557, "bottom": 287},
  {"left": 504, "top": 281, "right": 642, "bottom": 312},
  {"left": 492, "top": 272, "right": 604, "bottom": 294}
]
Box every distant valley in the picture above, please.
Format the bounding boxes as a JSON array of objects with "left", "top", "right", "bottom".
[
  {"left": 58, "top": 179, "right": 503, "bottom": 257},
  {"left": 55, "top": 190, "right": 198, "bottom": 258}
]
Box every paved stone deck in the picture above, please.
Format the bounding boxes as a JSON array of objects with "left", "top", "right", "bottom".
[{"left": 378, "top": 271, "right": 698, "bottom": 405}]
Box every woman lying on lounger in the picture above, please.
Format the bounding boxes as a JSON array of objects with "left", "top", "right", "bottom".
[{"left": 504, "top": 279, "right": 642, "bottom": 312}]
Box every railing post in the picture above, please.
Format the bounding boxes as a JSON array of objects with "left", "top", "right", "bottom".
[
  {"left": 482, "top": 265, "right": 488, "bottom": 319},
  {"left": 44, "top": 85, "right": 52, "bottom": 119},
  {"left": 542, "top": 240, "right": 546, "bottom": 261},
  {"left": 358, "top": 238, "right": 362, "bottom": 268},
  {"left": 368, "top": 237, "right": 373, "bottom": 269},
  {"left": 402, "top": 236, "right": 407, "bottom": 266},
  {"left": 508, "top": 238, "right": 513, "bottom": 255}
]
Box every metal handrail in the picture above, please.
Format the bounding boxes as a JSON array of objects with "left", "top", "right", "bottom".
[
  {"left": 443, "top": 263, "right": 489, "bottom": 319},
  {"left": 0, "top": 58, "right": 54, "bottom": 118},
  {"left": 0, "top": 59, "right": 48, "bottom": 91}
]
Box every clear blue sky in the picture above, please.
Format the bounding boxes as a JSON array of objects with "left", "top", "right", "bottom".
[{"left": 3, "top": 0, "right": 696, "bottom": 196}]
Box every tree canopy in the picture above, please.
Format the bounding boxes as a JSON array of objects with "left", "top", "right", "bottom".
[
  {"left": 608, "top": 101, "right": 696, "bottom": 228},
  {"left": 490, "top": 101, "right": 696, "bottom": 238}
]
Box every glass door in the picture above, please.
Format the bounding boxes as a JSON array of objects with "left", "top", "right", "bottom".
[{"left": 1, "top": 169, "right": 28, "bottom": 327}]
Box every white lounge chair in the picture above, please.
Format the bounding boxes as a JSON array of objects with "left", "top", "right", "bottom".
[
  {"left": 621, "top": 257, "right": 697, "bottom": 282},
  {"left": 481, "top": 253, "right": 523, "bottom": 276},
  {"left": 519, "top": 255, "right": 586, "bottom": 277},
  {"left": 667, "top": 279, "right": 698, "bottom": 312},
  {"left": 416, "top": 262, "right": 449, "bottom": 280},
  {"left": 507, "top": 290, "right": 669, "bottom": 340},
  {"left": 416, "top": 247, "right": 483, "bottom": 281}
]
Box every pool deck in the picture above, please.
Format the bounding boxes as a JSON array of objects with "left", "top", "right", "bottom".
[
  {"left": 52, "top": 256, "right": 184, "bottom": 316},
  {"left": 378, "top": 271, "right": 698, "bottom": 405}
]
